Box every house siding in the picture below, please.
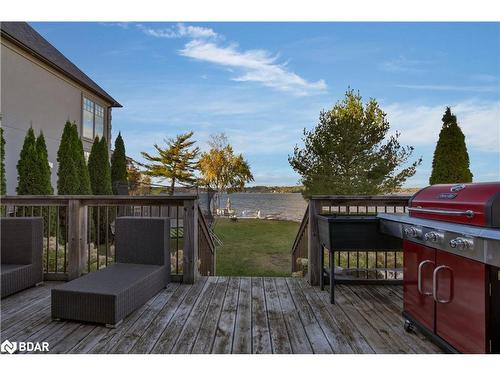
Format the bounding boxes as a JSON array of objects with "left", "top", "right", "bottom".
[{"left": 1, "top": 40, "right": 113, "bottom": 195}]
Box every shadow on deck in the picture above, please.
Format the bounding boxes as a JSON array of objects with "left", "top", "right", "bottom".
[{"left": 0, "top": 277, "right": 441, "bottom": 354}]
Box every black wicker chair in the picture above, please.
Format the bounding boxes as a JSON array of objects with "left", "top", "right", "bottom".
[
  {"left": 51, "top": 217, "right": 170, "bottom": 327},
  {"left": 1, "top": 217, "right": 44, "bottom": 298}
]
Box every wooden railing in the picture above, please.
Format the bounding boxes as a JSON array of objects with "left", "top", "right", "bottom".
[
  {"left": 291, "top": 195, "right": 411, "bottom": 285},
  {"left": 197, "top": 205, "right": 216, "bottom": 276},
  {"left": 1, "top": 195, "right": 216, "bottom": 283},
  {"left": 291, "top": 204, "right": 309, "bottom": 273}
]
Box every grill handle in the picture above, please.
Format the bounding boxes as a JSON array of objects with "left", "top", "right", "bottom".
[
  {"left": 417, "top": 260, "right": 434, "bottom": 296},
  {"left": 408, "top": 207, "right": 474, "bottom": 219},
  {"left": 432, "top": 265, "right": 453, "bottom": 304}
]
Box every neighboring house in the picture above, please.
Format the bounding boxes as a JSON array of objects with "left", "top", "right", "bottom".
[{"left": 0, "top": 22, "right": 121, "bottom": 195}]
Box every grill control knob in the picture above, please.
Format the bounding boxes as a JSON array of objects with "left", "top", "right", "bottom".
[
  {"left": 449, "top": 237, "right": 474, "bottom": 250},
  {"left": 424, "top": 231, "right": 443, "bottom": 243},
  {"left": 404, "top": 226, "right": 422, "bottom": 238}
]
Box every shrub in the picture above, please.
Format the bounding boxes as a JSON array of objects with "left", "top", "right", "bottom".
[
  {"left": 17, "top": 127, "right": 38, "bottom": 195},
  {"left": 111, "top": 132, "right": 128, "bottom": 194},
  {"left": 57, "top": 121, "right": 79, "bottom": 194},
  {"left": 35, "top": 131, "right": 54, "bottom": 195},
  {"left": 71, "top": 123, "right": 91, "bottom": 194},
  {"left": 88, "top": 136, "right": 112, "bottom": 195},
  {"left": 88, "top": 136, "right": 113, "bottom": 245},
  {"left": 429, "top": 107, "right": 473, "bottom": 184},
  {"left": 289, "top": 89, "right": 421, "bottom": 196}
]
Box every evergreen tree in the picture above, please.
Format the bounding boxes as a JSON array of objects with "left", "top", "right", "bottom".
[
  {"left": 17, "top": 127, "right": 38, "bottom": 195},
  {"left": 88, "top": 137, "right": 100, "bottom": 194},
  {"left": 35, "top": 131, "right": 53, "bottom": 194},
  {"left": 35, "top": 131, "right": 56, "bottom": 234},
  {"left": 57, "top": 121, "right": 79, "bottom": 194},
  {"left": 88, "top": 136, "right": 112, "bottom": 195},
  {"left": 0, "top": 127, "right": 6, "bottom": 195},
  {"left": 111, "top": 132, "right": 128, "bottom": 194},
  {"left": 429, "top": 107, "right": 473, "bottom": 184},
  {"left": 71, "top": 123, "right": 91, "bottom": 194},
  {"left": 88, "top": 136, "right": 112, "bottom": 246},
  {"left": 289, "top": 89, "right": 421, "bottom": 196},
  {"left": 141, "top": 132, "right": 200, "bottom": 195}
]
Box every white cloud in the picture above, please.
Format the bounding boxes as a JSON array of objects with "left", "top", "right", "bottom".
[
  {"left": 381, "top": 56, "right": 431, "bottom": 73},
  {"left": 395, "top": 84, "right": 498, "bottom": 93},
  {"left": 222, "top": 125, "right": 302, "bottom": 155},
  {"left": 100, "top": 22, "right": 131, "bottom": 29},
  {"left": 385, "top": 100, "right": 500, "bottom": 153},
  {"left": 137, "top": 23, "right": 327, "bottom": 96},
  {"left": 471, "top": 74, "right": 500, "bottom": 83},
  {"left": 137, "top": 23, "right": 218, "bottom": 39},
  {"left": 179, "top": 40, "right": 327, "bottom": 96}
]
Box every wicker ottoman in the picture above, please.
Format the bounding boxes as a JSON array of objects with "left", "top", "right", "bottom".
[
  {"left": 51, "top": 217, "right": 170, "bottom": 327},
  {"left": 51, "top": 263, "right": 168, "bottom": 326}
]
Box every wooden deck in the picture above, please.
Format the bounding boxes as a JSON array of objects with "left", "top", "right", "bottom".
[{"left": 0, "top": 277, "right": 442, "bottom": 354}]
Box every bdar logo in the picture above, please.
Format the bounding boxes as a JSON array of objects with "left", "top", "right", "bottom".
[{"left": 1, "top": 340, "right": 17, "bottom": 354}]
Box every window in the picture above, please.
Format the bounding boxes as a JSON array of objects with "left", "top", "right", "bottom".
[
  {"left": 83, "top": 98, "right": 94, "bottom": 139},
  {"left": 82, "top": 98, "right": 106, "bottom": 140},
  {"left": 95, "top": 104, "right": 104, "bottom": 138}
]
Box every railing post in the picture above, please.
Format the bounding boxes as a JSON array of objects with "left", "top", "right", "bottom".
[
  {"left": 67, "top": 199, "right": 86, "bottom": 280},
  {"left": 183, "top": 199, "right": 199, "bottom": 284},
  {"left": 307, "top": 199, "right": 322, "bottom": 286},
  {"left": 212, "top": 239, "right": 217, "bottom": 276}
]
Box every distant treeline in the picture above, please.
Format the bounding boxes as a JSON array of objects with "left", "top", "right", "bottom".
[
  {"left": 145, "top": 185, "right": 305, "bottom": 194},
  {"left": 242, "top": 186, "right": 304, "bottom": 193},
  {"left": 242, "top": 186, "right": 421, "bottom": 194},
  {"left": 144, "top": 184, "right": 421, "bottom": 196}
]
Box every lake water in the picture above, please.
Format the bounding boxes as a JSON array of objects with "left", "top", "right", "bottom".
[{"left": 198, "top": 193, "right": 308, "bottom": 222}]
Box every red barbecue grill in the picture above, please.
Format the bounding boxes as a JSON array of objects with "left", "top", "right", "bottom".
[{"left": 378, "top": 182, "right": 500, "bottom": 354}]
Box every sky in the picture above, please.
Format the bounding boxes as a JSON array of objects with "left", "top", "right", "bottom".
[{"left": 31, "top": 22, "right": 500, "bottom": 187}]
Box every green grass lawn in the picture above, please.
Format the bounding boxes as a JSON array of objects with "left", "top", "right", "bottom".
[{"left": 214, "top": 218, "right": 299, "bottom": 277}]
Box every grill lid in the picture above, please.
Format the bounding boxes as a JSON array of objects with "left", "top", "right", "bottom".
[{"left": 410, "top": 182, "right": 500, "bottom": 228}]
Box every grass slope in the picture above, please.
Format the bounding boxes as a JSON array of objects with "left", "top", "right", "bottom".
[{"left": 214, "top": 218, "right": 299, "bottom": 277}]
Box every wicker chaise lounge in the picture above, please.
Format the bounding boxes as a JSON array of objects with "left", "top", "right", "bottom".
[
  {"left": 1, "top": 217, "right": 44, "bottom": 298},
  {"left": 51, "top": 217, "right": 170, "bottom": 327}
]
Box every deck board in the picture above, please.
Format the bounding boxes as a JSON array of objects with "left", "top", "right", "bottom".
[
  {"left": 212, "top": 277, "right": 240, "bottom": 353},
  {"left": 263, "top": 277, "right": 292, "bottom": 353},
  {"left": 128, "top": 283, "right": 192, "bottom": 354},
  {"left": 285, "top": 278, "right": 333, "bottom": 354},
  {"left": 110, "top": 283, "right": 180, "bottom": 354},
  {"left": 293, "top": 278, "right": 354, "bottom": 353},
  {"left": 340, "top": 285, "right": 414, "bottom": 353},
  {"left": 274, "top": 277, "right": 313, "bottom": 353},
  {"left": 171, "top": 277, "right": 218, "bottom": 354},
  {"left": 152, "top": 277, "right": 209, "bottom": 354},
  {"left": 0, "top": 277, "right": 442, "bottom": 354},
  {"left": 360, "top": 286, "right": 441, "bottom": 353},
  {"left": 232, "top": 277, "right": 253, "bottom": 354},
  {"left": 251, "top": 277, "right": 272, "bottom": 354},
  {"left": 190, "top": 277, "right": 229, "bottom": 354},
  {"left": 306, "top": 279, "right": 374, "bottom": 354}
]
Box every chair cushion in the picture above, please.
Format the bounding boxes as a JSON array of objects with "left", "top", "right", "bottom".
[
  {"left": 1, "top": 264, "right": 38, "bottom": 298},
  {"left": 1, "top": 217, "right": 43, "bottom": 265}
]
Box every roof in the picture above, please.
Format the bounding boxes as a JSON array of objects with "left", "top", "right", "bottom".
[{"left": 0, "top": 22, "right": 122, "bottom": 107}]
